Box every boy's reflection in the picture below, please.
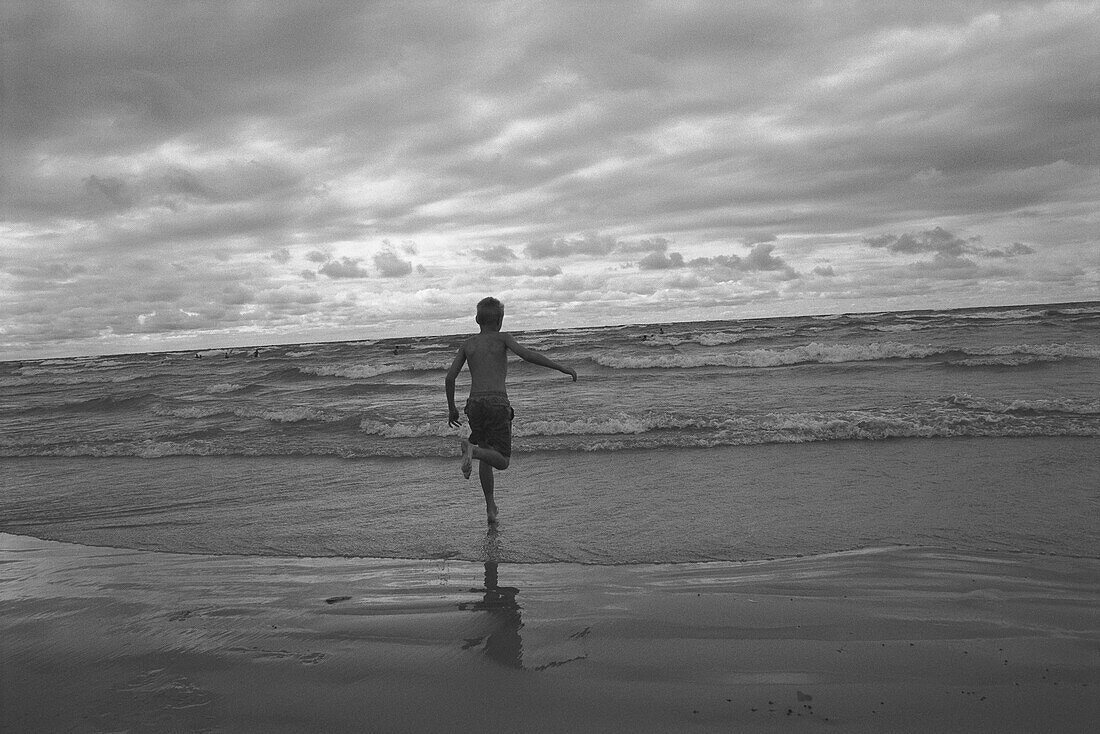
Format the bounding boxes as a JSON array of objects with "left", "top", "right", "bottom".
[{"left": 458, "top": 560, "right": 523, "bottom": 669}]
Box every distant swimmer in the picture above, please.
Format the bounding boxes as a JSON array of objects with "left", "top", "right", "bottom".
[
  {"left": 253, "top": 349, "right": 260, "bottom": 358},
  {"left": 446, "top": 297, "right": 577, "bottom": 526}
]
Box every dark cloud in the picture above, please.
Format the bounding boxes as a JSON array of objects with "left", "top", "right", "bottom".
[
  {"left": 908, "top": 253, "right": 984, "bottom": 279},
  {"left": 686, "top": 244, "right": 799, "bottom": 280},
  {"left": 741, "top": 244, "right": 796, "bottom": 273},
  {"left": 864, "top": 227, "right": 977, "bottom": 256},
  {"left": 982, "top": 242, "right": 1036, "bottom": 258},
  {"left": 619, "top": 237, "right": 671, "bottom": 253},
  {"left": 525, "top": 234, "right": 618, "bottom": 259},
  {"left": 526, "top": 235, "right": 678, "bottom": 262},
  {"left": 84, "top": 175, "right": 134, "bottom": 211},
  {"left": 743, "top": 232, "right": 778, "bottom": 246},
  {"left": 319, "top": 257, "right": 370, "bottom": 279},
  {"left": 496, "top": 264, "right": 563, "bottom": 277},
  {"left": 4, "top": 261, "right": 87, "bottom": 283},
  {"left": 472, "top": 245, "right": 518, "bottom": 263},
  {"left": 638, "top": 251, "right": 685, "bottom": 270},
  {"left": 254, "top": 286, "right": 322, "bottom": 306},
  {"left": 865, "top": 227, "right": 1037, "bottom": 260},
  {"left": 374, "top": 250, "right": 413, "bottom": 277}
]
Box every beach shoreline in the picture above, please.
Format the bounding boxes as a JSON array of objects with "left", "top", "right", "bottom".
[{"left": 3, "top": 533, "right": 1098, "bottom": 732}]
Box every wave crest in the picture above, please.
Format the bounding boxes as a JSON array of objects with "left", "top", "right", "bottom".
[{"left": 597, "top": 342, "right": 1100, "bottom": 370}]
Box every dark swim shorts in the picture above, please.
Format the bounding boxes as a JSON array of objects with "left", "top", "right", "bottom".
[{"left": 464, "top": 392, "right": 514, "bottom": 457}]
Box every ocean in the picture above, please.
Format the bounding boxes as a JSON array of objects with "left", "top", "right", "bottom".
[{"left": 2, "top": 301, "right": 1098, "bottom": 564}]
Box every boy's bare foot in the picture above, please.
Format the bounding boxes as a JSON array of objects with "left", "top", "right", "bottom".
[
  {"left": 460, "top": 439, "right": 473, "bottom": 479},
  {"left": 487, "top": 502, "right": 498, "bottom": 525}
]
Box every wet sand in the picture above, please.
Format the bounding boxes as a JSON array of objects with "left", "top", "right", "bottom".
[{"left": 2, "top": 533, "right": 1098, "bottom": 732}]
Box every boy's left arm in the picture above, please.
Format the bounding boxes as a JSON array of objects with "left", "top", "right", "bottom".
[{"left": 504, "top": 334, "right": 577, "bottom": 381}]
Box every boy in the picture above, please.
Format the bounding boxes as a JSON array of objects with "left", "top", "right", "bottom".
[{"left": 446, "top": 297, "right": 577, "bottom": 525}]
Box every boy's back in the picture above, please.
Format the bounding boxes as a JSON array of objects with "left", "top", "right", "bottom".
[{"left": 461, "top": 332, "right": 511, "bottom": 396}]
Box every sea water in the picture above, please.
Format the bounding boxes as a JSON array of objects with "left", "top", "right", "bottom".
[{"left": 2, "top": 302, "right": 1098, "bottom": 563}]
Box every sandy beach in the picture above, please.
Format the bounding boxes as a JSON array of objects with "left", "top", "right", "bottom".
[{"left": 2, "top": 533, "right": 1097, "bottom": 732}]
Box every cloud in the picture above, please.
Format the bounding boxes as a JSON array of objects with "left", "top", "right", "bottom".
[
  {"left": 619, "top": 237, "right": 672, "bottom": 253},
  {"left": 864, "top": 227, "right": 977, "bottom": 256},
  {"left": 525, "top": 234, "right": 618, "bottom": 259},
  {"left": 743, "top": 232, "right": 778, "bottom": 246},
  {"left": 254, "top": 286, "right": 322, "bottom": 306},
  {"left": 688, "top": 244, "right": 799, "bottom": 280},
  {"left": 496, "top": 264, "right": 563, "bottom": 278},
  {"left": 472, "top": 245, "right": 518, "bottom": 263},
  {"left": 912, "top": 252, "right": 980, "bottom": 274},
  {"left": 740, "top": 243, "right": 797, "bottom": 273},
  {"left": 1, "top": 1, "right": 1096, "bottom": 357},
  {"left": 319, "top": 257, "right": 370, "bottom": 279},
  {"left": 4, "top": 261, "right": 87, "bottom": 284},
  {"left": 864, "top": 226, "right": 1038, "bottom": 261},
  {"left": 84, "top": 175, "right": 134, "bottom": 211},
  {"left": 982, "top": 242, "right": 1036, "bottom": 258},
  {"left": 638, "top": 251, "right": 685, "bottom": 270},
  {"left": 374, "top": 250, "right": 413, "bottom": 277}
]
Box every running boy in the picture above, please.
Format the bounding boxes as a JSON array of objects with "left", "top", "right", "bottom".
[{"left": 446, "top": 297, "right": 577, "bottom": 525}]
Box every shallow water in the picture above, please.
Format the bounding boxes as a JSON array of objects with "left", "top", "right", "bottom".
[{"left": 3, "top": 438, "right": 1096, "bottom": 563}]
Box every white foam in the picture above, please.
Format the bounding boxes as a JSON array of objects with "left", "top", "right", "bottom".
[
  {"left": 300, "top": 358, "right": 444, "bottom": 379},
  {"left": 597, "top": 341, "right": 1100, "bottom": 370},
  {"left": 943, "top": 393, "right": 1100, "bottom": 415},
  {"left": 988, "top": 343, "right": 1100, "bottom": 359},
  {"left": 205, "top": 383, "right": 245, "bottom": 394},
  {"left": 153, "top": 405, "right": 225, "bottom": 419},
  {"left": 518, "top": 415, "right": 654, "bottom": 436},
  {"left": 300, "top": 364, "right": 392, "bottom": 379},
  {"left": 358, "top": 419, "right": 442, "bottom": 438},
  {"left": 12, "top": 370, "right": 142, "bottom": 385},
  {"left": 597, "top": 342, "right": 941, "bottom": 369},
  {"left": 154, "top": 403, "right": 334, "bottom": 423}
]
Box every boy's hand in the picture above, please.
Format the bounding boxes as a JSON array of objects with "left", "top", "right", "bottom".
[
  {"left": 448, "top": 406, "right": 462, "bottom": 427},
  {"left": 564, "top": 367, "right": 577, "bottom": 381}
]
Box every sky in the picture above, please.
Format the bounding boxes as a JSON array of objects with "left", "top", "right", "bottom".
[{"left": 2, "top": 1, "right": 1098, "bottom": 359}]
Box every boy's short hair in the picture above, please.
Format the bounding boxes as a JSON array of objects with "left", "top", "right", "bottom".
[{"left": 476, "top": 297, "right": 504, "bottom": 326}]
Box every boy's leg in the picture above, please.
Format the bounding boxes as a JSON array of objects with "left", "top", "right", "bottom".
[
  {"left": 460, "top": 439, "right": 474, "bottom": 479},
  {"left": 460, "top": 441, "right": 508, "bottom": 476},
  {"left": 479, "top": 461, "right": 498, "bottom": 525},
  {"left": 472, "top": 445, "right": 509, "bottom": 470}
]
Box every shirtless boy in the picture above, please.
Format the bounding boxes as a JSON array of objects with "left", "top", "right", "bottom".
[{"left": 446, "top": 297, "right": 577, "bottom": 525}]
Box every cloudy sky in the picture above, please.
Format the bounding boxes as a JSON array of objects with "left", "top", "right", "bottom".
[{"left": 2, "top": 1, "right": 1097, "bottom": 358}]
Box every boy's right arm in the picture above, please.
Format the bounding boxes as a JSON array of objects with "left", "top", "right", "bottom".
[{"left": 445, "top": 346, "right": 466, "bottom": 426}]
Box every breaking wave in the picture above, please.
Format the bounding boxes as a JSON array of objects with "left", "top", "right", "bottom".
[
  {"left": 298, "top": 359, "right": 446, "bottom": 380},
  {"left": 10, "top": 395, "right": 1097, "bottom": 459},
  {"left": 596, "top": 342, "right": 1100, "bottom": 370}
]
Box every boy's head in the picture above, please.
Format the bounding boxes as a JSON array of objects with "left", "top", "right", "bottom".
[{"left": 476, "top": 297, "right": 504, "bottom": 330}]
